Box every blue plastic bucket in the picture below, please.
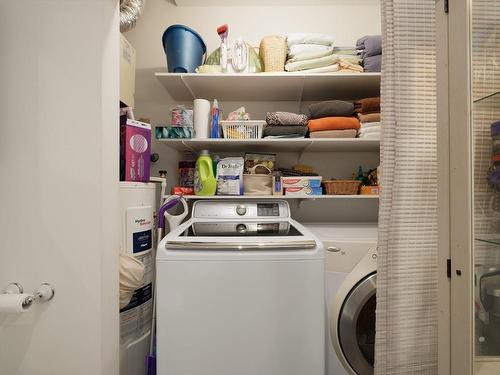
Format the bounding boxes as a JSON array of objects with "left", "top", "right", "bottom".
[{"left": 162, "top": 25, "right": 206, "bottom": 73}]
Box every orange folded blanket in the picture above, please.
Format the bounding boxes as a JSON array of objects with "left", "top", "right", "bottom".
[{"left": 308, "top": 117, "right": 361, "bottom": 132}]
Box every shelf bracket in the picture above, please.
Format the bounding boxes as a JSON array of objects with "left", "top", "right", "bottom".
[{"left": 180, "top": 75, "right": 196, "bottom": 100}]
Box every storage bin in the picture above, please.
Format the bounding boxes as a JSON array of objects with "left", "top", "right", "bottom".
[
  {"left": 243, "top": 174, "right": 273, "bottom": 195},
  {"left": 259, "top": 36, "right": 287, "bottom": 72},
  {"left": 221, "top": 121, "right": 265, "bottom": 139},
  {"left": 323, "top": 180, "right": 361, "bottom": 195},
  {"left": 162, "top": 25, "right": 206, "bottom": 73}
]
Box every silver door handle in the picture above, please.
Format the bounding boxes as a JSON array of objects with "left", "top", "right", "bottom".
[{"left": 327, "top": 246, "right": 342, "bottom": 252}]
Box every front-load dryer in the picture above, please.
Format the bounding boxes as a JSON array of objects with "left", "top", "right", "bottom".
[{"left": 305, "top": 223, "right": 377, "bottom": 375}]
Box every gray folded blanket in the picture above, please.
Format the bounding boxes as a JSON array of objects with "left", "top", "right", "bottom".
[
  {"left": 263, "top": 125, "right": 308, "bottom": 137},
  {"left": 363, "top": 54, "right": 381, "bottom": 72},
  {"left": 356, "top": 35, "right": 382, "bottom": 57},
  {"left": 266, "top": 112, "right": 308, "bottom": 126},
  {"left": 308, "top": 100, "right": 354, "bottom": 119}
]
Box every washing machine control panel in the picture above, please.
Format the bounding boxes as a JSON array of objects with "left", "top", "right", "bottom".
[{"left": 193, "top": 200, "right": 290, "bottom": 219}]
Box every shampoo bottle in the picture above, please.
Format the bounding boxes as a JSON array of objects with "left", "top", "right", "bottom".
[{"left": 194, "top": 150, "right": 217, "bottom": 196}]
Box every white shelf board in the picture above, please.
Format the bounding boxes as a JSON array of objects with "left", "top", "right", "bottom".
[
  {"left": 173, "top": 0, "right": 378, "bottom": 5},
  {"left": 180, "top": 195, "right": 379, "bottom": 200},
  {"left": 155, "top": 72, "right": 381, "bottom": 102},
  {"left": 157, "top": 138, "right": 380, "bottom": 153}
]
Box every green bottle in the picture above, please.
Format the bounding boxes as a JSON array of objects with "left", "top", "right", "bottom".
[{"left": 194, "top": 150, "right": 217, "bottom": 196}]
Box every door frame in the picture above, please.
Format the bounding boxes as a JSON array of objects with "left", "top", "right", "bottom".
[{"left": 438, "top": 0, "right": 474, "bottom": 373}]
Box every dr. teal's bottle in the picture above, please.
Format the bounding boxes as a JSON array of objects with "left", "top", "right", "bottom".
[{"left": 194, "top": 150, "right": 217, "bottom": 196}]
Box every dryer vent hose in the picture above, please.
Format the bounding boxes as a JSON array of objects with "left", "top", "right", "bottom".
[{"left": 120, "top": 0, "right": 145, "bottom": 33}]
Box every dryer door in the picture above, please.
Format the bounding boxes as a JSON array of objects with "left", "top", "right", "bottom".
[{"left": 338, "top": 273, "right": 376, "bottom": 375}]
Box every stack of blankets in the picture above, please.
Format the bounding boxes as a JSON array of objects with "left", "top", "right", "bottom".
[
  {"left": 264, "top": 112, "right": 309, "bottom": 138},
  {"left": 307, "top": 100, "right": 361, "bottom": 138},
  {"left": 355, "top": 97, "right": 381, "bottom": 139},
  {"left": 285, "top": 33, "right": 338, "bottom": 73},
  {"left": 356, "top": 35, "right": 382, "bottom": 72}
]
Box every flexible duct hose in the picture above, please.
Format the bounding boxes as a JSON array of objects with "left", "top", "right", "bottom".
[{"left": 120, "top": 0, "right": 145, "bottom": 33}]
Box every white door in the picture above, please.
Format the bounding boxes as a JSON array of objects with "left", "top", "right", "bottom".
[{"left": 0, "top": 1, "right": 120, "bottom": 374}]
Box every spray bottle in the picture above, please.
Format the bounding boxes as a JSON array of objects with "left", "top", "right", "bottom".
[{"left": 217, "top": 24, "right": 229, "bottom": 73}]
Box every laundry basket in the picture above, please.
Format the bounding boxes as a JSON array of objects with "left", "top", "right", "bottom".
[
  {"left": 220, "top": 121, "right": 265, "bottom": 139},
  {"left": 323, "top": 180, "right": 361, "bottom": 195},
  {"left": 259, "top": 36, "right": 287, "bottom": 72}
]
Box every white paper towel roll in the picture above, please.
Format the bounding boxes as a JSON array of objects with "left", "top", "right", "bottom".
[
  {"left": 0, "top": 294, "right": 34, "bottom": 314},
  {"left": 193, "top": 99, "right": 211, "bottom": 139}
]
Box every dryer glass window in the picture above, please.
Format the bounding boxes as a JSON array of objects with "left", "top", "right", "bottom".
[{"left": 356, "top": 294, "right": 376, "bottom": 366}]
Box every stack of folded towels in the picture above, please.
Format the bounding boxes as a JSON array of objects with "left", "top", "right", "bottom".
[
  {"left": 356, "top": 35, "right": 382, "bottom": 72},
  {"left": 355, "top": 97, "right": 381, "bottom": 139},
  {"left": 307, "top": 100, "right": 360, "bottom": 138},
  {"left": 264, "top": 112, "right": 309, "bottom": 138},
  {"left": 285, "top": 33, "right": 339, "bottom": 73}
]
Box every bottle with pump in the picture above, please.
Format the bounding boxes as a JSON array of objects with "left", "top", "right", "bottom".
[{"left": 194, "top": 150, "right": 217, "bottom": 196}]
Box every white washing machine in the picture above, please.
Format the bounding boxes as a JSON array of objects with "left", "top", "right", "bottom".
[
  {"left": 306, "top": 223, "right": 377, "bottom": 375},
  {"left": 156, "top": 200, "right": 325, "bottom": 375}
]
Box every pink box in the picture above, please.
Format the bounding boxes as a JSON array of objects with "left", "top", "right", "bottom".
[{"left": 120, "top": 119, "right": 151, "bottom": 182}]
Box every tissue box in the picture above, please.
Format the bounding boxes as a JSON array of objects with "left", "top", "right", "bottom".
[
  {"left": 120, "top": 119, "right": 151, "bottom": 182},
  {"left": 285, "top": 187, "right": 323, "bottom": 196},
  {"left": 281, "top": 176, "right": 322, "bottom": 189}
]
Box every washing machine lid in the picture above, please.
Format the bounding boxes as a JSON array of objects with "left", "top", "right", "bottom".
[
  {"left": 158, "top": 217, "right": 322, "bottom": 261},
  {"left": 338, "top": 272, "right": 376, "bottom": 375}
]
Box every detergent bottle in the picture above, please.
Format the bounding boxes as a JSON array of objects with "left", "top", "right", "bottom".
[{"left": 194, "top": 150, "right": 217, "bottom": 195}]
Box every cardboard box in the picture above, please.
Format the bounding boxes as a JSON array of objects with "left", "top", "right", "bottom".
[
  {"left": 284, "top": 187, "right": 323, "bottom": 196},
  {"left": 281, "top": 176, "right": 322, "bottom": 189},
  {"left": 120, "top": 119, "right": 151, "bottom": 182}
]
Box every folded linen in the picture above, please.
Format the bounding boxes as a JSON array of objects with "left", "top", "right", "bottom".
[
  {"left": 308, "top": 117, "right": 360, "bottom": 132},
  {"left": 286, "top": 48, "right": 334, "bottom": 63},
  {"left": 309, "top": 129, "right": 358, "bottom": 138},
  {"left": 359, "top": 121, "right": 381, "bottom": 129},
  {"left": 266, "top": 112, "right": 308, "bottom": 126},
  {"left": 359, "top": 125, "right": 381, "bottom": 134},
  {"left": 363, "top": 54, "right": 381, "bottom": 72},
  {"left": 285, "top": 54, "right": 338, "bottom": 72},
  {"left": 356, "top": 35, "right": 382, "bottom": 57},
  {"left": 297, "top": 64, "right": 339, "bottom": 73},
  {"left": 287, "top": 33, "right": 334, "bottom": 47},
  {"left": 358, "top": 132, "right": 380, "bottom": 139},
  {"left": 288, "top": 44, "right": 332, "bottom": 57},
  {"left": 308, "top": 100, "right": 354, "bottom": 119},
  {"left": 338, "top": 59, "right": 364, "bottom": 73},
  {"left": 358, "top": 113, "right": 381, "bottom": 123},
  {"left": 333, "top": 47, "right": 358, "bottom": 55},
  {"left": 354, "top": 97, "right": 380, "bottom": 114},
  {"left": 263, "top": 125, "right": 308, "bottom": 137}
]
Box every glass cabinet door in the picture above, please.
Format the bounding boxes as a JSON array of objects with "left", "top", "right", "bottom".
[{"left": 471, "top": 0, "right": 500, "bottom": 372}]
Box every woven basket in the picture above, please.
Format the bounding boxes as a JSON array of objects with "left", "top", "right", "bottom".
[
  {"left": 259, "top": 36, "right": 287, "bottom": 72},
  {"left": 323, "top": 180, "right": 361, "bottom": 195}
]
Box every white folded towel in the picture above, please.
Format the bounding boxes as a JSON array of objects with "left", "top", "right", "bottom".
[
  {"left": 286, "top": 48, "right": 334, "bottom": 63},
  {"left": 360, "top": 121, "right": 381, "bottom": 129},
  {"left": 287, "top": 33, "right": 335, "bottom": 48},
  {"left": 358, "top": 132, "right": 380, "bottom": 139},
  {"left": 285, "top": 54, "right": 338, "bottom": 72},
  {"left": 359, "top": 125, "right": 381, "bottom": 134},
  {"left": 288, "top": 44, "right": 333, "bottom": 57}
]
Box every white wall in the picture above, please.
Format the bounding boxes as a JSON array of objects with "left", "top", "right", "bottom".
[
  {"left": 125, "top": 0, "right": 381, "bottom": 222},
  {"left": 0, "top": 1, "right": 120, "bottom": 374}
]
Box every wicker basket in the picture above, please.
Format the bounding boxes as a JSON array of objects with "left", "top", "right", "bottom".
[
  {"left": 259, "top": 36, "right": 287, "bottom": 72},
  {"left": 323, "top": 180, "right": 361, "bottom": 195}
]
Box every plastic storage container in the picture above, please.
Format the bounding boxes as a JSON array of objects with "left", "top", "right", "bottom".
[
  {"left": 162, "top": 25, "right": 206, "bottom": 73},
  {"left": 220, "top": 121, "right": 265, "bottom": 139}
]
